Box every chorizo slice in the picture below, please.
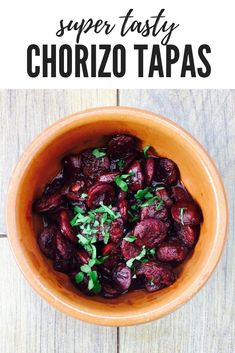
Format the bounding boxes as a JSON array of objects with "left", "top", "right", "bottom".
[
  {"left": 59, "top": 210, "right": 77, "bottom": 243},
  {"left": 127, "top": 160, "right": 144, "bottom": 192},
  {"left": 136, "top": 261, "right": 176, "bottom": 292},
  {"left": 109, "top": 218, "right": 124, "bottom": 243},
  {"left": 86, "top": 183, "right": 115, "bottom": 208},
  {"left": 121, "top": 239, "right": 140, "bottom": 260},
  {"left": 155, "top": 187, "right": 173, "bottom": 208},
  {"left": 156, "top": 240, "right": 188, "bottom": 263},
  {"left": 62, "top": 154, "right": 82, "bottom": 179},
  {"left": 171, "top": 200, "right": 202, "bottom": 226},
  {"left": 156, "top": 157, "right": 179, "bottom": 185},
  {"left": 134, "top": 218, "right": 168, "bottom": 248},
  {"left": 37, "top": 225, "right": 57, "bottom": 259},
  {"left": 113, "top": 263, "right": 132, "bottom": 291},
  {"left": 107, "top": 134, "right": 137, "bottom": 159},
  {"left": 140, "top": 201, "right": 169, "bottom": 222},
  {"left": 176, "top": 224, "right": 199, "bottom": 248},
  {"left": 145, "top": 158, "right": 155, "bottom": 186},
  {"left": 81, "top": 149, "right": 110, "bottom": 179},
  {"left": 33, "top": 192, "right": 64, "bottom": 213},
  {"left": 97, "top": 172, "right": 120, "bottom": 183}
]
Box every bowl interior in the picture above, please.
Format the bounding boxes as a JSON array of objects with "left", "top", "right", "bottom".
[{"left": 8, "top": 108, "right": 226, "bottom": 325}]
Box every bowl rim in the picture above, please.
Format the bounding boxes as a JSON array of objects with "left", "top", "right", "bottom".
[{"left": 6, "top": 106, "right": 228, "bottom": 326}]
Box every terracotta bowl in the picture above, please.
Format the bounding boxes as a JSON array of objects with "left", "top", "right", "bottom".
[{"left": 6, "top": 107, "right": 227, "bottom": 326}]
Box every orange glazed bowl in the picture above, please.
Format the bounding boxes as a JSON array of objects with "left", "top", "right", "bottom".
[{"left": 6, "top": 107, "right": 227, "bottom": 326}]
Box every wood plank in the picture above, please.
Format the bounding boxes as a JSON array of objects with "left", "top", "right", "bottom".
[
  {"left": 0, "top": 89, "right": 117, "bottom": 234},
  {"left": 0, "top": 238, "right": 117, "bottom": 353},
  {"left": 118, "top": 90, "right": 235, "bottom": 353}
]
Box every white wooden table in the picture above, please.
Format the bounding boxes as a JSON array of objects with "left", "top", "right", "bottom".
[{"left": 0, "top": 90, "right": 234, "bottom": 353}]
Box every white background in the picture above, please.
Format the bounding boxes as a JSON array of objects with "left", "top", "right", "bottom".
[{"left": 0, "top": 0, "right": 234, "bottom": 88}]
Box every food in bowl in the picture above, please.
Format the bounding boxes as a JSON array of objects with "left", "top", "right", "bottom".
[{"left": 33, "top": 133, "right": 203, "bottom": 298}]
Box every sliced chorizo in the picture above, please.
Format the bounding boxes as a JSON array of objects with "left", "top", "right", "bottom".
[
  {"left": 136, "top": 261, "right": 176, "bottom": 292},
  {"left": 121, "top": 239, "right": 140, "bottom": 260},
  {"left": 59, "top": 210, "right": 77, "bottom": 243},
  {"left": 109, "top": 218, "right": 124, "bottom": 243},
  {"left": 134, "top": 218, "right": 168, "bottom": 248},
  {"left": 37, "top": 225, "right": 57, "bottom": 259},
  {"left": 176, "top": 225, "right": 199, "bottom": 248},
  {"left": 113, "top": 263, "right": 132, "bottom": 291},
  {"left": 127, "top": 160, "right": 144, "bottom": 192},
  {"left": 156, "top": 240, "right": 188, "bottom": 263},
  {"left": 171, "top": 200, "right": 202, "bottom": 226},
  {"left": 62, "top": 153, "right": 82, "bottom": 179},
  {"left": 107, "top": 134, "right": 137, "bottom": 159},
  {"left": 156, "top": 157, "right": 179, "bottom": 185},
  {"left": 145, "top": 158, "right": 155, "bottom": 186},
  {"left": 33, "top": 192, "right": 64, "bottom": 213},
  {"left": 86, "top": 183, "right": 115, "bottom": 208},
  {"left": 81, "top": 149, "right": 110, "bottom": 179},
  {"left": 97, "top": 172, "right": 120, "bottom": 183}
]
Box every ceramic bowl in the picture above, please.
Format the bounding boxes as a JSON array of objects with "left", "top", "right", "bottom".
[{"left": 6, "top": 107, "right": 228, "bottom": 326}]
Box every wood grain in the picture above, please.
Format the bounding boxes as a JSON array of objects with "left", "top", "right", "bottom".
[
  {"left": 0, "top": 89, "right": 117, "bottom": 234},
  {"left": 0, "top": 238, "right": 117, "bottom": 353},
  {"left": 118, "top": 90, "right": 235, "bottom": 353}
]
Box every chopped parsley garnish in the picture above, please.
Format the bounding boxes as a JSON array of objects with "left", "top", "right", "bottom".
[
  {"left": 143, "top": 145, "right": 151, "bottom": 158},
  {"left": 75, "top": 256, "right": 108, "bottom": 293},
  {"left": 140, "top": 195, "right": 161, "bottom": 208},
  {"left": 117, "top": 159, "right": 125, "bottom": 167},
  {"left": 80, "top": 193, "right": 88, "bottom": 199},
  {"left": 126, "top": 246, "right": 156, "bottom": 268},
  {"left": 75, "top": 272, "right": 84, "bottom": 284},
  {"left": 92, "top": 148, "right": 106, "bottom": 158},
  {"left": 114, "top": 172, "right": 134, "bottom": 192},
  {"left": 180, "top": 207, "right": 187, "bottom": 225},
  {"left": 126, "top": 246, "right": 147, "bottom": 268},
  {"left": 134, "top": 187, "right": 153, "bottom": 200},
  {"left": 71, "top": 202, "right": 120, "bottom": 257},
  {"left": 127, "top": 210, "right": 138, "bottom": 222},
  {"left": 123, "top": 235, "right": 137, "bottom": 242},
  {"left": 155, "top": 198, "right": 164, "bottom": 210}
]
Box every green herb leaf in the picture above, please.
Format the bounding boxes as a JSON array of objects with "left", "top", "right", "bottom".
[
  {"left": 102, "top": 229, "right": 110, "bottom": 244},
  {"left": 92, "top": 281, "right": 102, "bottom": 293},
  {"left": 155, "top": 199, "right": 164, "bottom": 210},
  {"left": 77, "top": 234, "right": 89, "bottom": 246},
  {"left": 114, "top": 172, "right": 134, "bottom": 192},
  {"left": 89, "top": 270, "right": 98, "bottom": 282},
  {"left": 91, "top": 244, "right": 97, "bottom": 259},
  {"left": 134, "top": 187, "right": 153, "bottom": 200},
  {"left": 80, "top": 264, "right": 91, "bottom": 273},
  {"left": 94, "top": 255, "right": 109, "bottom": 265},
  {"left": 88, "top": 259, "right": 96, "bottom": 267},
  {"left": 88, "top": 278, "right": 94, "bottom": 290},
  {"left": 75, "top": 272, "right": 84, "bottom": 284},
  {"left": 123, "top": 235, "right": 137, "bottom": 242},
  {"left": 140, "top": 196, "right": 161, "bottom": 208},
  {"left": 80, "top": 193, "right": 88, "bottom": 199},
  {"left": 92, "top": 148, "right": 106, "bottom": 158},
  {"left": 127, "top": 210, "right": 138, "bottom": 222},
  {"left": 74, "top": 206, "right": 85, "bottom": 214},
  {"left": 114, "top": 176, "right": 128, "bottom": 192},
  {"left": 117, "top": 159, "right": 125, "bottom": 167},
  {"left": 180, "top": 207, "right": 187, "bottom": 225},
  {"left": 149, "top": 248, "right": 156, "bottom": 256},
  {"left": 143, "top": 145, "right": 150, "bottom": 158},
  {"left": 126, "top": 246, "right": 147, "bottom": 268},
  {"left": 131, "top": 204, "right": 139, "bottom": 211}
]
